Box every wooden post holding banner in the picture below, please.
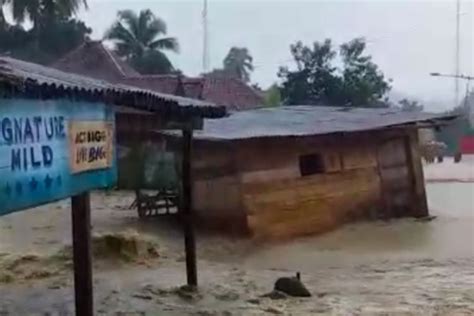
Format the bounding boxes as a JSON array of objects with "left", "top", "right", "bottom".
[
  {"left": 182, "top": 127, "right": 198, "bottom": 286},
  {"left": 0, "top": 99, "right": 117, "bottom": 316},
  {"left": 71, "top": 192, "right": 93, "bottom": 316}
]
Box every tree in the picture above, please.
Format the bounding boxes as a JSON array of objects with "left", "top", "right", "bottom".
[
  {"left": 278, "top": 38, "right": 391, "bottom": 107},
  {"left": 398, "top": 98, "right": 424, "bottom": 112},
  {"left": 0, "top": 2, "right": 6, "bottom": 27},
  {"left": 5, "top": 0, "right": 87, "bottom": 24},
  {"left": 0, "top": 0, "right": 90, "bottom": 64},
  {"left": 223, "top": 47, "right": 254, "bottom": 83},
  {"left": 105, "top": 9, "right": 179, "bottom": 74},
  {"left": 339, "top": 38, "right": 391, "bottom": 106},
  {"left": 279, "top": 40, "right": 340, "bottom": 105},
  {"left": 264, "top": 84, "right": 281, "bottom": 107}
]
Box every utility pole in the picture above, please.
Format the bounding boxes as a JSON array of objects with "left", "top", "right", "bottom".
[
  {"left": 202, "top": 0, "right": 209, "bottom": 73},
  {"left": 431, "top": 72, "right": 474, "bottom": 126},
  {"left": 455, "top": 0, "right": 461, "bottom": 107}
]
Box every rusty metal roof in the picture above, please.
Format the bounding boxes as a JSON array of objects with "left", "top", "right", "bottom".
[
  {"left": 0, "top": 56, "right": 226, "bottom": 118},
  {"left": 172, "top": 106, "right": 457, "bottom": 141}
]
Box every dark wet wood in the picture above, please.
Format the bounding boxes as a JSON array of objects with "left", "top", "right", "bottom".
[
  {"left": 71, "top": 192, "right": 93, "bottom": 316},
  {"left": 182, "top": 127, "right": 198, "bottom": 286}
]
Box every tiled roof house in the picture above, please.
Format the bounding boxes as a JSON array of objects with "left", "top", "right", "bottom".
[
  {"left": 52, "top": 41, "right": 139, "bottom": 83},
  {"left": 51, "top": 41, "right": 264, "bottom": 111}
]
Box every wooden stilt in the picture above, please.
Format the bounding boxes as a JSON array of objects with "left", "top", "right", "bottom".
[
  {"left": 182, "top": 127, "right": 198, "bottom": 286},
  {"left": 71, "top": 192, "right": 93, "bottom": 316}
]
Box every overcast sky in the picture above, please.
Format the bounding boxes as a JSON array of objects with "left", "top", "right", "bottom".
[{"left": 79, "top": 0, "right": 474, "bottom": 111}]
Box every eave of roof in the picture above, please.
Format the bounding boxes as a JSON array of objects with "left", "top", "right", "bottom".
[
  {"left": 161, "top": 105, "right": 458, "bottom": 141},
  {"left": 0, "top": 56, "right": 226, "bottom": 119}
]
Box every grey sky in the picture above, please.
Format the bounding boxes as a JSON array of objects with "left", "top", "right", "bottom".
[{"left": 80, "top": 0, "right": 473, "bottom": 111}]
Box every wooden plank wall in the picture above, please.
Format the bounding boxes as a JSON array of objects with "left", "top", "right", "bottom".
[
  {"left": 406, "top": 129, "right": 429, "bottom": 217},
  {"left": 376, "top": 137, "right": 412, "bottom": 218},
  {"left": 190, "top": 129, "right": 427, "bottom": 239},
  {"left": 235, "top": 134, "right": 383, "bottom": 239},
  {"left": 191, "top": 142, "right": 248, "bottom": 233}
]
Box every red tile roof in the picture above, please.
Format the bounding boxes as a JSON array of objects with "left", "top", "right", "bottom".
[
  {"left": 52, "top": 42, "right": 264, "bottom": 110},
  {"left": 121, "top": 75, "right": 181, "bottom": 95},
  {"left": 182, "top": 78, "right": 204, "bottom": 99},
  {"left": 201, "top": 77, "right": 263, "bottom": 111},
  {"left": 51, "top": 40, "right": 139, "bottom": 83}
]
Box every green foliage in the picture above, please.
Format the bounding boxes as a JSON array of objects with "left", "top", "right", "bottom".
[
  {"left": 264, "top": 84, "right": 281, "bottom": 107},
  {"left": 398, "top": 98, "right": 424, "bottom": 112},
  {"left": 279, "top": 38, "right": 391, "bottom": 107},
  {"left": 206, "top": 47, "right": 254, "bottom": 83},
  {"left": 5, "top": 0, "right": 87, "bottom": 25},
  {"left": 0, "top": 0, "right": 90, "bottom": 64},
  {"left": 105, "top": 9, "right": 179, "bottom": 75},
  {"left": 223, "top": 47, "right": 254, "bottom": 83}
]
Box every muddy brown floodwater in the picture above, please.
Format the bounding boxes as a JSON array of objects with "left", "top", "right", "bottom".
[{"left": 0, "top": 163, "right": 473, "bottom": 315}]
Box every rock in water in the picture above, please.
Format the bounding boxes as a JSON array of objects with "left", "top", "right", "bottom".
[{"left": 274, "top": 272, "right": 311, "bottom": 297}]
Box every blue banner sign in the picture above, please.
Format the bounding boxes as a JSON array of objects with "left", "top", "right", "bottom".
[{"left": 0, "top": 99, "right": 117, "bottom": 216}]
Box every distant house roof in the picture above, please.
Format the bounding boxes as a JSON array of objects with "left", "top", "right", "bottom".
[
  {"left": 0, "top": 56, "right": 226, "bottom": 118},
  {"left": 124, "top": 75, "right": 264, "bottom": 111},
  {"left": 51, "top": 41, "right": 139, "bottom": 83},
  {"left": 121, "top": 75, "right": 182, "bottom": 96},
  {"left": 164, "top": 106, "right": 457, "bottom": 141},
  {"left": 200, "top": 77, "right": 263, "bottom": 111},
  {"left": 51, "top": 42, "right": 264, "bottom": 110}
]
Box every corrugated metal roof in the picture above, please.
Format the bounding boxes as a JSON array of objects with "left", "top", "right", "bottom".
[
  {"left": 0, "top": 56, "right": 226, "bottom": 118},
  {"left": 168, "top": 106, "right": 457, "bottom": 141}
]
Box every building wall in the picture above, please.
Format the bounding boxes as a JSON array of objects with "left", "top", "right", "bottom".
[
  {"left": 191, "top": 142, "right": 247, "bottom": 233},
  {"left": 191, "top": 129, "right": 426, "bottom": 239},
  {"left": 235, "top": 135, "right": 382, "bottom": 239}
]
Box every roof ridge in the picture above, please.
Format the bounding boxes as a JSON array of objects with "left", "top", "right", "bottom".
[
  {"left": 0, "top": 56, "right": 226, "bottom": 118},
  {"left": 50, "top": 41, "right": 95, "bottom": 67},
  {"left": 100, "top": 44, "right": 127, "bottom": 77}
]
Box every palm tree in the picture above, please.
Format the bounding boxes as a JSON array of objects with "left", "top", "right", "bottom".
[
  {"left": 0, "top": 2, "right": 6, "bottom": 28},
  {"left": 105, "top": 9, "right": 179, "bottom": 75},
  {"left": 4, "top": 0, "right": 87, "bottom": 25},
  {"left": 223, "top": 47, "right": 254, "bottom": 83},
  {"left": 2, "top": 0, "right": 87, "bottom": 53}
]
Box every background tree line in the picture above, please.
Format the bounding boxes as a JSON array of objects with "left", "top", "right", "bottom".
[
  {"left": 0, "top": 0, "right": 91, "bottom": 64},
  {"left": 2, "top": 2, "right": 464, "bottom": 118}
]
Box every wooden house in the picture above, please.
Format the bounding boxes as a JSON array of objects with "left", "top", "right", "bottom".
[{"left": 163, "top": 106, "right": 456, "bottom": 239}]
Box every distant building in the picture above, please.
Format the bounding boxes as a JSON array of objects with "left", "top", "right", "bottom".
[
  {"left": 51, "top": 41, "right": 264, "bottom": 111},
  {"left": 162, "top": 106, "right": 456, "bottom": 239},
  {"left": 52, "top": 40, "right": 140, "bottom": 83},
  {"left": 460, "top": 136, "right": 474, "bottom": 154}
]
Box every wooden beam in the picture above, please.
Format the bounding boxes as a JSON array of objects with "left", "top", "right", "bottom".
[
  {"left": 405, "top": 131, "right": 429, "bottom": 217},
  {"left": 181, "top": 127, "right": 198, "bottom": 286},
  {"left": 166, "top": 117, "right": 203, "bottom": 131},
  {"left": 71, "top": 192, "right": 93, "bottom": 316}
]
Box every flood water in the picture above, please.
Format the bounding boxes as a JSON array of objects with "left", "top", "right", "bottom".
[
  {"left": 237, "top": 182, "right": 474, "bottom": 271},
  {"left": 1, "top": 173, "right": 473, "bottom": 315}
]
